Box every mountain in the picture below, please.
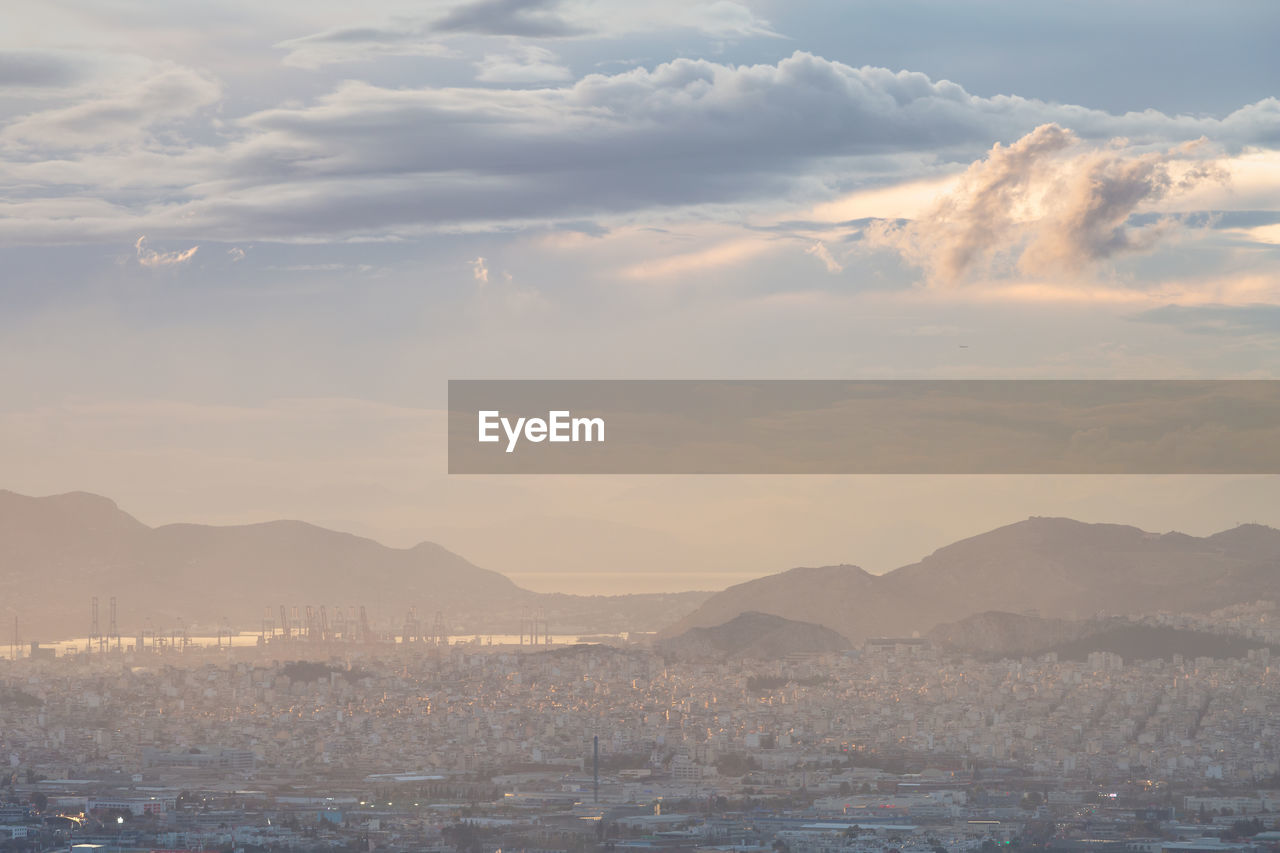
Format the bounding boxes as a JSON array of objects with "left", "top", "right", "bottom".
[
  {"left": 666, "top": 517, "right": 1280, "bottom": 643},
  {"left": 655, "top": 564, "right": 883, "bottom": 641},
  {"left": 657, "top": 611, "right": 850, "bottom": 659},
  {"left": 0, "top": 490, "right": 708, "bottom": 641},
  {"left": 10, "top": 494, "right": 1280, "bottom": 647}
]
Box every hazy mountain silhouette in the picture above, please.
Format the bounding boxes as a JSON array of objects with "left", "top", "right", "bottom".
[
  {"left": 667, "top": 517, "right": 1280, "bottom": 642},
  {"left": 0, "top": 490, "right": 708, "bottom": 640},
  {"left": 9, "top": 495, "right": 1280, "bottom": 645},
  {"left": 657, "top": 611, "right": 850, "bottom": 660}
]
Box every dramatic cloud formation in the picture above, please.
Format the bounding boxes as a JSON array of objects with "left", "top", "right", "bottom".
[
  {"left": 135, "top": 236, "right": 198, "bottom": 268},
  {"left": 0, "top": 52, "right": 1275, "bottom": 244},
  {"left": 866, "top": 124, "right": 1227, "bottom": 283}
]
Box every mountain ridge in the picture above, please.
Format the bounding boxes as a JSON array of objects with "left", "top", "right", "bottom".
[
  {"left": 0, "top": 490, "right": 707, "bottom": 640},
  {"left": 667, "top": 516, "right": 1280, "bottom": 643},
  {"left": 6, "top": 492, "right": 1280, "bottom": 645}
]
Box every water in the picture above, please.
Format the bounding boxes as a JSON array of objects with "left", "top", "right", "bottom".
[
  {"left": 504, "top": 570, "right": 757, "bottom": 595},
  {"left": 4, "top": 631, "right": 625, "bottom": 660}
]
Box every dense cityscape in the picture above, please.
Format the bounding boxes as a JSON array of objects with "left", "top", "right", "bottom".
[{"left": 4, "top": 602, "right": 1280, "bottom": 853}]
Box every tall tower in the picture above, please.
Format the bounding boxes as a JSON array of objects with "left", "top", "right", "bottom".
[
  {"left": 518, "top": 608, "right": 531, "bottom": 644},
  {"left": 89, "top": 596, "right": 102, "bottom": 653},
  {"left": 108, "top": 597, "right": 119, "bottom": 651}
]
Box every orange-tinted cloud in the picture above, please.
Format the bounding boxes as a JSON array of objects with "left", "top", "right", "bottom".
[
  {"left": 866, "top": 125, "right": 1226, "bottom": 283},
  {"left": 135, "top": 235, "right": 198, "bottom": 268}
]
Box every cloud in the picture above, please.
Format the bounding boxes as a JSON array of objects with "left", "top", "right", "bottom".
[
  {"left": 280, "top": 0, "right": 776, "bottom": 55},
  {"left": 620, "top": 237, "right": 776, "bottom": 279},
  {"left": 676, "top": 1, "right": 781, "bottom": 38},
  {"left": 135, "top": 235, "right": 198, "bottom": 268},
  {"left": 805, "top": 241, "right": 843, "bottom": 273},
  {"left": 274, "top": 22, "right": 456, "bottom": 68},
  {"left": 432, "top": 0, "right": 587, "bottom": 37},
  {"left": 865, "top": 124, "right": 1227, "bottom": 282},
  {"left": 186, "top": 54, "right": 1273, "bottom": 239},
  {"left": 0, "top": 52, "right": 1276, "bottom": 244},
  {"left": 227, "top": 247, "right": 245, "bottom": 262},
  {"left": 1, "top": 60, "right": 220, "bottom": 147},
  {"left": 810, "top": 175, "right": 959, "bottom": 224},
  {"left": 471, "top": 256, "right": 490, "bottom": 284},
  {"left": 1019, "top": 144, "right": 1224, "bottom": 276},
  {"left": 475, "top": 46, "right": 571, "bottom": 83},
  {"left": 1159, "top": 147, "right": 1280, "bottom": 213},
  {"left": 468, "top": 268, "right": 546, "bottom": 315}
]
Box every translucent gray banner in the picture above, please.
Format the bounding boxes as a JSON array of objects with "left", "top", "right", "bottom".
[{"left": 447, "top": 380, "right": 1280, "bottom": 474}]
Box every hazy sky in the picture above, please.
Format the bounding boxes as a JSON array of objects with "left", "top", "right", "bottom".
[{"left": 2, "top": 1, "right": 1279, "bottom": 592}]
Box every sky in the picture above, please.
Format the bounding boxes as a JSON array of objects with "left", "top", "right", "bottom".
[{"left": 2, "top": 0, "right": 1279, "bottom": 592}]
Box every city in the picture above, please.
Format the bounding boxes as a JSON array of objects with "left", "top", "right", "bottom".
[{"left": 4, "top": 605, "right": 1280, "bottom": 853}]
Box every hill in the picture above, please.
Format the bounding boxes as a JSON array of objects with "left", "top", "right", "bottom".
[
  {"left": 666, "top": 517, "right": 1280, "bottom": 643},
  {"left": 657, "top": 611, "right": 851, "bottom": 660},
  {"left": 0, "top": 490, "right": 708, "bottom": 640},
  {"left": 659, "top": 564, "right": 885, "bottom": 642}
]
